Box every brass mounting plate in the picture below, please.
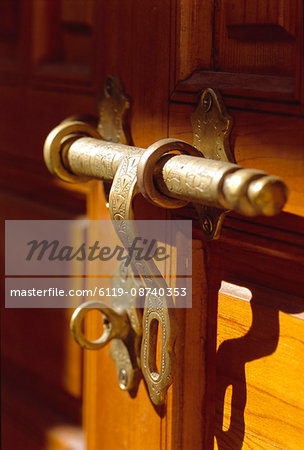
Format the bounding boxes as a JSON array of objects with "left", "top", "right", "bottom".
[
  {"left": 191, "top": 88, "right": 234, "bottom": 163},
  {"left": 191, "top": 88, "right": 234, "bottom": 239},
  {"left": 97, "top": 75, "right": 132, "bottom": 145}
]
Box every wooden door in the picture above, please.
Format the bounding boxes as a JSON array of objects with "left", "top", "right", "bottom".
[{"left": 1, "top": 1, "right": 304, "bottom": 449}]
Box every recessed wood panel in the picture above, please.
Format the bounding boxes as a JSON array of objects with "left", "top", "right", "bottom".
[
  {"left": 172, "top": 0, "right": 214, "bottom": 84},
  {"left": 0, "top": 191, "right": 84, "bottom": 400},
  {"left": 224, "top": 0, "right": 299, "bottom": 40},
  {"left": 32, "top": 0, "right": 95, "bottom": 87},
  {"left": 172, "top": 0, "right": 303, "bottom": 112},
  {"left": 0, "top": 0, "right": 28, "bottom": 79},
  {"left": 0, "top": 0, "right": 20, "bottom": 61},
  {"left": 2, "top": 377, "right": 84, "bottom": 450},
  {"left": 216, "top": 0, "right": 299, "bottom": 77}
]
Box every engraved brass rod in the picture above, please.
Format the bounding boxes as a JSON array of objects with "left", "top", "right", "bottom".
[
  {"left": 66, "top": 137, "right": 287, "bottom": 217},
  {"left": 155, "top": 154, "right": 287, "bottom": 217},
  {"left": 67, "top": 137, "right": 141, "bottom": 181}
]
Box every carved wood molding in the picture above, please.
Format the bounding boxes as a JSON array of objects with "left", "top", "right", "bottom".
[{"left": 171, "top": 0, "right": 304, "bottom": 114}]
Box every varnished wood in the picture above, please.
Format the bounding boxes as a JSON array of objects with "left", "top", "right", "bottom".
[
  {"left": 172, "top": 0, "right": 214, "bottom": 83},
  {"left": 215, "top": 0, "right": 302, "bottom": 78},
  {"left": 3, "top": 374, "right": 84, "bottom": 450},
  {"left": 1, "top": 191, "right": 85, "bottom": 447},
  {"left": 211, "top": 209, "right": 304, "bottom": 449},
  {"left": 224, "top": 0, "right": 299, "bottom": 40},
  {"left": 167, "top": 241, "right": 219, "bottom": 450},
  {"left": 0, "top": 192, "right": 84, "bottom": 399},
  {"left": 1, "top": 0, "right": 303, "bottom": 448},
  {"left": 215, "top": 284, "right": 304, "bottom": 449}
]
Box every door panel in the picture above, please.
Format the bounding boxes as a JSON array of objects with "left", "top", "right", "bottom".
[
  {"left": 216, "top": 283, "right": 304, "bottom": 449},
  {"left": 213, "top": 211, "right": 304, "bottom": 449},
  {"left": 0, "top": 0, "right": 93, "bottom": 448},
  {"left": 0, "top": 192, "right": 85, "bottom": 449},
  {"left": 172, "top": 0, "right": 303, "bottom": 114}
]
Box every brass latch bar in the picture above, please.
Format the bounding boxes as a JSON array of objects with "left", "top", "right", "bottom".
[
  {"left": 65, "top": 136, "right": 286, "bottom": 217},
  {"left": 44, "top": 91, "right": 288, "bottom": 241}
]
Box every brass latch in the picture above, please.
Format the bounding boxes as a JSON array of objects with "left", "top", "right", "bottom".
[{"left": 43, "top": 76, "right": 288, "bottom": 405}]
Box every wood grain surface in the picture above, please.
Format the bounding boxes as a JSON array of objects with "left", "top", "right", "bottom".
[
  {"left": 215, "top": 285, "right": 304, "bottom": 449},
  {"left": 1, "top": 0, "right": 303, "bottom": 448}
]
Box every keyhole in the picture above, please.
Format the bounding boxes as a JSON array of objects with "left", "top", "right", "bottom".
[{"left": 148, "top": 318, "right": 162, "bottom": 380}]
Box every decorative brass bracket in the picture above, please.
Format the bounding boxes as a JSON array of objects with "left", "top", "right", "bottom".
[
  {"left": 98, "top": 79, "right": 236, "bottom": 239},
  {"left": 191, "top": 88, "right": 235, "bottom": 239},
  {"left": 97, "top": 74, "right": 132, "bottom": 145}
]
